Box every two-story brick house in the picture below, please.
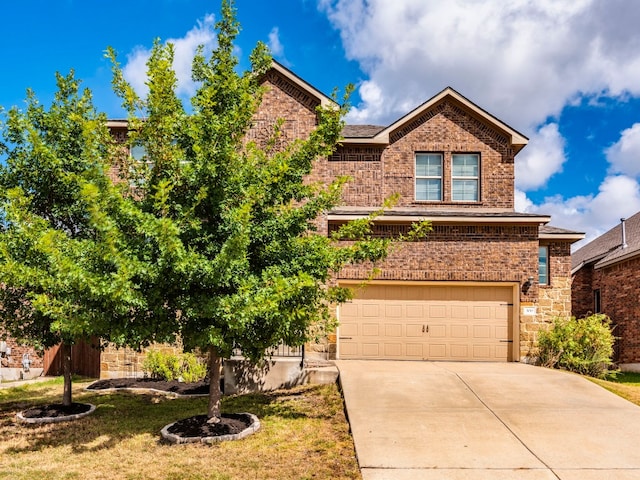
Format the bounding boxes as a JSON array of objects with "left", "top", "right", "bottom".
[
  {"left": 23, "top": 61, "right": 584, "bottom": 380},
  {"left": 247, "top": 61, "right": 583, "bottom": 364}
]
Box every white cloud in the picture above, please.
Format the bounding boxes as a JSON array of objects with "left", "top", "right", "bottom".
[
  {"left": 318, "top": 0, "right": 640, "bottom": 129},
  {"left": 122, "top": 14, "right": 217, "bottom": 99},
  {"left": 515, "top": 123, "right": 566, "bottom": 190},
  {"left": 606, "top": 123, "right": 640, "bottom": 178},
  {"left": 318, "top": 0, "right": 640, "bottom": 248},
  {"left": 268, "top": 27, "right": 284, "bottom": 58},
  {"left": 519, "top": 175, "right": 640, "bottom": 248}
]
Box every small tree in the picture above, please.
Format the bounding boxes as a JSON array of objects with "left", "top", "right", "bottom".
[
  {"left": 0, "top": 72, "right": 154, "bottom": 406},
  {"left": 108, "top": 0, "right": 429, "bottom": 422}
]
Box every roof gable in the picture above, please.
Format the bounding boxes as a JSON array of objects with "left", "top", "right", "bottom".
[
  {"left": 268, "top": 61, "right": 336, "bottom": 108},
  {"left": 342, "top": 87, "right": 529, "bottom": 153}
]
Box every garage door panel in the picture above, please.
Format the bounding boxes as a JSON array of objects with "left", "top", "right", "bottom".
[
  {"left": 362, "top": 324, "right": 379, "bottom": 336},
  {"left": 340, "top": 342, "right": 358, "bottom": 356},
  {"left": 451, "top": 305, "right": 468, "bottom": 318},
  {"left": 429, "top": 344, "right": 446, "bottom": 358},
  {"left": 340, "top": 323, "right": 359, "bottom": 336},
  {"left": 406, "top": 343, "right": 423, "bottom": 357},
  {"left": 406, "top": 324, "right": 423, "bottom": 337},
  {"left": 362, "top": 304, "right": 381, "bottom": 317},
  {"left": 495, "top": 325, "right": 508, "bottom": 339},
  {"left": 473, "top": 345, "right": 491, "bottom": 358},
  {"left": 496, "top": 344, "right": 509, "bottom": 358},
  {"left": 473, "top": 325, "right": 491, "bottom": 338},
  {"left": 384, "top": 343, "right": 403, "bottom": 357},
  {"left": 340, "top": 303, "right": 359, "bottom": 318},
  {"left": 451, "top": 325, "right": 469, "bottom": 338},
  {"left": 385, "top": 324, "right": 402, "bottom": 337},
  {"left": 385, "top": 304, "right": 402, "bottom": 317},
  {"left": 473, "top": 306, "right": 491, "bottom": 319},
  {"left": 338, "top": 284, "right": 513, "bottom": 361},
  {"left": 362, "top": 343, "right": 379, "bottom": 357},
  {"left": 450, "top": 344, "right": 469, "bottom": 358},
  {"left": 429, "top": 325, "right": 447, "bottom": 337}
]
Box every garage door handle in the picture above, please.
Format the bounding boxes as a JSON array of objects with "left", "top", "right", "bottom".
[
  {"left": 339, "top": 337, "right": 353, "bottom": 340},
  {"left": 499, "top": 340, "right": 513, "bottom": 343},
  {"left": 422, "top": 325, "right": 429, "bottom": 333}
]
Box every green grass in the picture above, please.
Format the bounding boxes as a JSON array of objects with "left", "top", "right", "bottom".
[
  {"left": 590, "top": 372, "right": 640, "bottom": 406},
  {"left": 0, "top": 378, "right": 361, "bottom": 480}
]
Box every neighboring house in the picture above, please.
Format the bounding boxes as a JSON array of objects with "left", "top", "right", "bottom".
[
  {"left": 98, "top": 61, "right": 584, "bottom": 377},
  {"left": 572, "top": 212, "right": 640, "bottom": 370}
]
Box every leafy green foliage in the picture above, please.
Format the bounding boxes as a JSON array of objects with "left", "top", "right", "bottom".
[
  {"left": 105, "top": 0, "right": 429, "bottom": 418},
  {"left": 142, "top": 349, "right": 207, "bottom": 383},
  {"left": 538, "top": 313, "right": 615, "bottom": 378}
]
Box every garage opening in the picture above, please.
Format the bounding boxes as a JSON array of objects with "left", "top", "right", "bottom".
[{"left": 337, "top": 283, "right": 516, "bottom": 361}]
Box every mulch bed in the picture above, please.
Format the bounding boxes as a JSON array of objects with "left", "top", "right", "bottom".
[
  {"left": 87, "top": 377, "right": 209, "bottom": 395},
  {"left": 21, "top": 402, "right": 93, "bottom": 418},
  {"left": 167, "top": 414, "right": 251, "bottom": 438}
]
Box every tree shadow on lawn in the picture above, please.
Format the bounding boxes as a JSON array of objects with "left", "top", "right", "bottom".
[{"left": 0, "top": 384, "right": 322, "bottom": 454}]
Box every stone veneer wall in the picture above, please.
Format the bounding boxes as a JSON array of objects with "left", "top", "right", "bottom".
[{"left": 100, "top": 343, "right": 183, "bottom": 380}]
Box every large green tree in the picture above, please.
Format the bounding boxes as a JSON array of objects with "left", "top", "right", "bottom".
[
  {"left": 109, "top": 0, "right": 428, "bottom": 422},
  {"left": 0, "top": 72, "right": 170, "bottom": 406}
]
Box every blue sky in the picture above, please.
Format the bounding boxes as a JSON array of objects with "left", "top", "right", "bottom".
[{"left": 3, "top": 1, "right": 640, "bottom": 248}]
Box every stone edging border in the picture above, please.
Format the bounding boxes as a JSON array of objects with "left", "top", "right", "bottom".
[
  {"left": 16, "top": 403, "right": 96, "bottom": 425},
  {"left": 85, "top": 386, "right": 209, "bottom": 398},
  {"left": 160, "top": 413, "right": 261, "bottom": 444}
]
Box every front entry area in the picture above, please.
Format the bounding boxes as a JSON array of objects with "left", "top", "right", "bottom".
[{"left": 337, "top": 283, "right": 516, "bottom": 361}]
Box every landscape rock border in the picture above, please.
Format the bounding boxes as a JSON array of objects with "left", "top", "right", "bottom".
[
  {"left": 16, "top": 403, "right": 96, "bottom": 425},
  {"left": 161, "top": 413, "right": 261, "bottom": 444},
  {"left": 86, "top": 386, "right": 208, "bottom": 398}
]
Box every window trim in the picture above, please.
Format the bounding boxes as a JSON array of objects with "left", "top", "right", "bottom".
[
  {"left": 415, "top": 152, "right": 443, "bottom": 201},
  {"left": 538, "top": 245, "right": 549, "bottom": 286},
  {"left": 451, "top": 153, "right": 480, "bottom": 202}
]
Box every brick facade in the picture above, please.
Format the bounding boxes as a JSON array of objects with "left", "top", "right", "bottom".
[
  {"left": 17, "top": 63, "right": 578, "bottom": 378},
  {"left": 572, "top": 256, "right": 640, "bottom": 365}
]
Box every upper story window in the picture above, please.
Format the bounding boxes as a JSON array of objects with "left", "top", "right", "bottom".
[
  {"left": 415, "top": 153, "right": 442, "bottom": 201},
  {"left": 452, "top": 154, "right": 479, "bottom": 201},
  {"left": 538, "top": 246, "right": 549, "bottom": 286}
]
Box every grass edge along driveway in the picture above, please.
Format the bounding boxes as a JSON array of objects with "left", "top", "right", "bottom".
[{"left": 0, "top": 378, "right": 361, "bottom": 480}]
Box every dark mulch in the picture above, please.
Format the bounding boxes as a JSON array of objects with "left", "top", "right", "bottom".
[
  {"left": 21, "top": 403, "right": 92, "bottom": 418},
  {"left": 87, "top": 377, "right": 209, "bottom": 395},
  {"left": 167, "top": 414, "right": 252, "bottom": 438}
]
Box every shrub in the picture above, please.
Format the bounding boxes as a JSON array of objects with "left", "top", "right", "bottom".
[
  {"left": 142, "top": 350, "right": 207, "bottom": 382},
  {"left": 538, "top": 313, "right": 615, "bottom": 378}
]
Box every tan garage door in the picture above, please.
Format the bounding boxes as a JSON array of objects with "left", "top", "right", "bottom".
[{"left": 338, "top": 284, "right": 514, "bottom": 361}]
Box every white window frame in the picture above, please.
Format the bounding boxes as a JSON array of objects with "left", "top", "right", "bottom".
[
  {"left": 451, "top": 153, "right": 480, "bottom": 202},
  {"left": 415, "top": 153, "right": 443, "bottom": 201}
]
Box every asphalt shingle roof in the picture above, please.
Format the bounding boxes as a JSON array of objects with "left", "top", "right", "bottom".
[
  {"left": 572, "top": 210, "right": 640, "bottom": 269},
  {"left": 342, "top": 125, "right": 386, "bottom": 138}
]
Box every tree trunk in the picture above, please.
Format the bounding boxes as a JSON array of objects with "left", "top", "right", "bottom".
[
  {"left": 207, "top": 346, "right": 222, "bottom": 423},
  {"left": 62, "top": 341, "right": 73, "bottom": 407}
]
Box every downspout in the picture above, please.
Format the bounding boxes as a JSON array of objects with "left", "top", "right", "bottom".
[{"left": 621, "top": 218, "right": 628, "bottom": 249}]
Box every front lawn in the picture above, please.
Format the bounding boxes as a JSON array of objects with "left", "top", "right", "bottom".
[
  {"left": 0, "top": 378, "right": 361, "bottom": 480},
  {"left": 590, "top": 372, "right": 640, "bottom": 406}
]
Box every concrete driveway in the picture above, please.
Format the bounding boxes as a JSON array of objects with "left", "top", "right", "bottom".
[{"left": 336, "top": 361, "right": 640, "bottom": 480}]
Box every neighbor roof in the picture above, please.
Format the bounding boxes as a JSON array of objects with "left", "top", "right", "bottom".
[{"left": 572, "top": 210, "right": 640, "bottom": 271}]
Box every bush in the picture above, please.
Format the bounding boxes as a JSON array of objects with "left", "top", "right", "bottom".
[
  {"left": 538, "top": 313, "right": 615, "bottom": 378},
  {"left": 142, "top": 350, "right": 207, "bottom": 383}
]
